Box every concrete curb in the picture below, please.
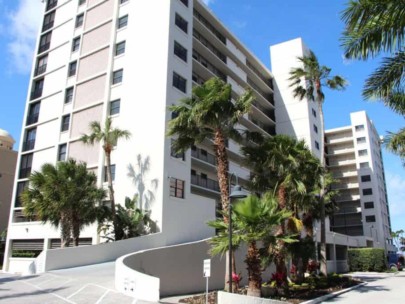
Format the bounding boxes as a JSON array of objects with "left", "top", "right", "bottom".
[{"left": 300, "top": 282, "right": 367, "bottom": 304}]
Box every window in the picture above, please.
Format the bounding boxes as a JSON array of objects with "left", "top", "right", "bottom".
[
  {"left": 364, "top": 201, "right": 374, "bottom": 209},
  {"left": 361, "top": 175, "right": 371, "bottom": 182},
  {"left": 27, "top": 102, "right": 40, "bottom": 125},
  {"left": 72, "top": 37, "right": 80, "bottom": 52},
  {"left": 313, "top": 124, "right": 318, "bottom": 134},
  {"left": 362, "top": 188, "right": 373, "bottom": 195},
  {"left": 38, "top": 32, "right": 52, "bottom": 54},
  {"left": 357, "top": 137, "right": 366, "bottom": 144},
  {"left": 65, "top": 87, "right": 74, "bottom": 103},
  {"left": 358, "top": 149, "right": 368, "bottom": 156},
  {"left": 19, "top": 153, "right": 33, "bottom": 179},
  {"left": 79, "top": 0, "right": 86, "bottom": 5},
  {"left": 61, "top": 115, "right": 70, "bottom": 132},
  {"left": 179, "top": 0, "right": 188, "bottom": 6},
  {"left": 115, "top": 41, "right": 126, "bottom": 56},
  {"left": 365, "top": 215, "right": 376, "bottom": 222},
  {"left": 104, "top": 164, "right": 116, "bottom": 182},
  {"left": 171, "top": 139, "right": 185, "bottom": 160},
  {"left": 68, "top": 61, "right": 77, "bottom": 77},
  {"left": 355, "top": 124, "right": 365, "bottom": 131},
  {"left": 112, "top": 69, "right": 123, "bottom": 84},
  {"left": 42, "top": 11, "right": 55, "bottom": 31},
  {"left": 175, "top": 13, "right": 188, "bottom": 33},
  {"left": 360, "top": 162, "right": 369, "bottom": 168},
  {"left": 312, "top": 108, "right": 316, "bottom": 117},
  {"left": 31, "top": 78, "right": 44, "bottom": 100},
  {"left": 35, "top": 55, "right": 48, "bottom": 76},
  {"left": 118, "top": 15, "right": 128, "bottom": 29},
  {"left": 15, "top": 181, "right": 28, "bottom": 207},
  {"left": 58, "top": 144, "right": 67, "bottom": 161},
  {"left": 46, "top": 0, "right": 58, "bottom": 11},
  {"left": 109, "top": 99, "right": 120, "bottom": 115},
  {"left": 23, "top": 128, "right": 36, "bottom": 152},
  {"left": 174, "top": 41, "right": 187, "bottom": 62},
  {"left": 120, "top": 0, "right": 128, "bottom": 4},
  {"left": 315, "top": 140, "right": 320, "bottom": 150},
  {"left": 170, "top": 177, "right": 185, "bottom": 198},
  {"left": 75, "top": 13, "right": 84, "bottom": 28},
  {"left": 173, "top": 72, "right": 186, "bottom": 93}
]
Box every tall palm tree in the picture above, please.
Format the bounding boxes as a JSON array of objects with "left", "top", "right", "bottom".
[
  {"left": 22, "top": 159, "right": 106, "bottom": 247},
  {"left": 80, "top": 117, "right": 131, "bottom": 239},
  {"left": 341, "top": 0, "right": 405, "bottom": 160},
  {"left": 208, "top": 193, "right": 294, "bottom": 297},
  {"left": 127, "top": 154, "right": 159, "bottom": 212},
  {"left": 289, "top": 50, "right": 346, "bottom": 274},
  {"left": 167, "top": 77, "right": 254, "bottom": 287}
]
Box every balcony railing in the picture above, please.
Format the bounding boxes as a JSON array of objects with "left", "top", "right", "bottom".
[
  {"left": 42, "top": 21, "right": 54, "bottom": 32},
  {"left": 22, "top": 139, "right": 35, "bottom": 152},
  {"left": 38, "top": 42, "right": 50, "bottom": 54},
  {"left": 191, "top": 148, "right": 216, "bottom": 166},
  {"left": 191, "top": 175, "right": 220, "bottom": 192},
  {"left": 19, "top": 167, "right": 32, "bottom": 179},
  {"left": 46, "top": 0, "right": 58, "bottom": 11},
  {"left": 26, "top": 113, "right": 39, "bottom": 125},
  {"left": 30, "top": 89, "right": 43, "bottom": 100},
  {"left": 34, "top": 64, "right": 47, "bottom": 76}
]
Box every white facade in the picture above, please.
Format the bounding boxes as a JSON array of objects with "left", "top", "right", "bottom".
[
  {"left": 325, "top": 111, "right": 395, "bottom": 253},
  {"left": 4, "top": 0, "right": 278, "bottom": 271}
]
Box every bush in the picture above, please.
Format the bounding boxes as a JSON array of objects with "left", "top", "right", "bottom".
[
  {"left": 11, "top": 250, "right": 37, "bottom": 258},
  {"left": 348, "top": 248, "right": 386, "bottom": 272}
]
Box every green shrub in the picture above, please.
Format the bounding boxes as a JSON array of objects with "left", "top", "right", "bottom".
[
  {"left": 11, "top": 250, "right": 37, "bottom": 258},
  {"left": 348, "top": 248, "right": 386, "bottom": 272}
]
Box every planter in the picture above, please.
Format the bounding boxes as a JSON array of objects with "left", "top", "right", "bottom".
[{"left": 261, "top": 286, "right": 276, "bottom": 297}]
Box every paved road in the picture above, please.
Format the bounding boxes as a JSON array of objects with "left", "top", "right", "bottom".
[
  {"left": 325, "top": 271, "right": 405, "bottom": 303},
  {"left": 0, "top": 263, "right": 156, "bottom": 304}
]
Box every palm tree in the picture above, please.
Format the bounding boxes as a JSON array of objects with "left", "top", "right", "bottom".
[
  {"left": 341, "top": 0, "right": 405, "bottom": 160},
  {"left": 208, "top": 193, "right": 294, "bottom": 297},
  {"left": 21, "top": 159, "right": 106, "bottom": 247},
  {"left": 167, "top": 77, "right": 254, "bottom": 287},
  {"left": 289, "top": 50, "right": 347, "bottom": 274},
  {"left": 80, "top": 117, "right": 131, "bottom": 239},
  {"left": 127, "top": 154, "right": 159, "bottom": 212}
]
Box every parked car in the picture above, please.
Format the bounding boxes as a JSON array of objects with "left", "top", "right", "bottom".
[{"left": 388, "top": 253, "right": 404, "bottom": 271}]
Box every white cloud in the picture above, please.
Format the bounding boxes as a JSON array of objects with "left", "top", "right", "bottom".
[
  {"left": 386, "top": 173, "right": 405, "bottom": 217},
  {"left": 5, "top": 0, "right": 44, "bottom": 74},
  {"left": 201, "top": 0, "right": 215, "bottom": 6}
]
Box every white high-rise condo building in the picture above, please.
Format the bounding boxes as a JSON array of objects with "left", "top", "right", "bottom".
[{"left": 325, "top": 111, "right": 395, "bottom": 253}]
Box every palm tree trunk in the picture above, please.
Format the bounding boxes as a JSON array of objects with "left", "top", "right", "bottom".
[
  {"left": 71, "top": 214, "right": 80, "bottom": 246},
  {"left": 105, "top": 151, "right": 117, "bottom": 239},
  {"left": 60, "top": 214, "right": 71, "bottom": 248},
  {"left": 317, "top": 101, "right": 327, "bottom": 275},
  {"left": 246, "top": 241, "right": 262, "bottom": 297},
  {"left": 213, "top": 129, "right": 233, "bottom": 290}
]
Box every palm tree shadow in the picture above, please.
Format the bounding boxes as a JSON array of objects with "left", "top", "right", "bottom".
[{"left": 0, "top": 286, "right": 67, "bottom": 301}]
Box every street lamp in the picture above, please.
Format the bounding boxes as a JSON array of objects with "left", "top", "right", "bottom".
[{"left": 228, "top": 175, "right": 247, "bottom": 293}]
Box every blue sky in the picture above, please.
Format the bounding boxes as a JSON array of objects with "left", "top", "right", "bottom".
[{"left": 0, "top": 0, "right": 403, "bottom": 232}]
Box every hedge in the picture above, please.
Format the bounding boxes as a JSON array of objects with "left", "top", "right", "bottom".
[{"left": 348, "top": 248, "right": 386, "bottom": 272}]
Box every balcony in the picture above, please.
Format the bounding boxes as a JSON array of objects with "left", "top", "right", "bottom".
[
  {"left": 22, "top": 139, "right": 35, "bottom": 152},
  {"left": 42, "top": 21, "right": 54, "bottom": 32},
  {"left": 38, "top": 42, "right": 50, "bottom": 54},
  {"left": 26, "top": 113, "right": 39, "bottom": 126},
  {"left": 191, "top": 174, "right": 220, "bottom": 193},
  {"left": 19, "top": 167, "right": 32, "bottom": 179},
  {"left": 191, "top": 148, "right": 216, "bottom": 166},
  {"left": 34, "top": 64, "right": 47, "bottom": 77},
  {"left": 30, "top": 89, "right": 43, "bottom": 100}
]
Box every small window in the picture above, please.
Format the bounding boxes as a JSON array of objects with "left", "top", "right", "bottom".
[
  {"left": 179, "top": 0, "right": 188, "bottom": 6},
  {"left": 364, "top": 202, "right": 374, "bottom": 209},
  {"left": 15, "top": 181, "right": 28, "bottom": 207},
  {"left": 72, "top": 37, "right": 80, "bottom": 52},
  {"left": 79, "top": 0, "right": 86, "bottom": 5},
  {"left": 68, "top": 61, "right": 77, "bottom": 77},
  {"left": 58, "top": 144, "right": 67, "bottom": 161},
  {"left": 35, "top": 55, "right": 48, "bottom": 76},
  {"left": 61, "top": 115, "right": 70, "bottom": 132},
  {"left": 120, "top": 0, "right": 128, "bottom": 4},
  {"left": 173, "top": 72, "right": 186, "bottom": 93},
  {"left": 360, "top": 162, "right": 369, "bottom": 168},
  {"left": 170, "top": 177, "right": 185, "bottom": 198},
  {"left": 175, "top": 13, "right": 188, "bottom": 33},
  {"left": 38, "top": 32, "right": 52, "bottom": 54},
  {"left": 312, "top": 108, "right": 316, "bottom": 118},
  {"left": 365, "top": 215, "right": 376, "bottom": 222},
  {"left": 362, "top": 188, "right": 373, "bottom": 195},
  {"left": 23, "top": 128, "right": 37, "bottom": 152},
  {"left": 42, "top": 11, "right": 55, "bottom": 31},
  {"left": 358, "top": 149, "right": 368, "bottom": 157},
  {"left": 115, "top": 41, "right": 126, "bottom": 56},
  {"left": 313, "top": 124, "right": 318, "bottom": 134},
  {"left": 65, "top": 87, "right": 74, "bottom": 104},
  {"left": 31, "top": 78, "right": 44, "bottom": 100},
  {"left": 104, "top": 164, "right": 116, "bottom": 182},
  {"left": 75, "top": 13, "right": 84, "bottom": 28},
  {"left": 112, "top": 69, "right": 123, "bottom": 85},
  {"left": 171, "top": 139, "right": 185, "bottom": 161},
  {"left": 27, "top": 102, "right": 41, "bottom": 125},
  {"left": 118, "top": 15, "right": 128, "bottom": 29},
  {"left": 315, "top": 141, "right": 320, "bottom": 150},
  {"left": 46, "top": 0, "right": 58, "bottom": 11},
  {"left": 355, "top": 124, "right": 365, "bottom": 132},
  {"left": 110, "top": 99, "right": 120, "bottom": 115},
  {"left": 361, "top": 175, "right": 371, "bottom": 182},
  {"left": 174, "top": 41, "right": 187, "bottom": 62},
  {"left": 19, "top": 153, "right": 33, "bottom": 179},
  {"left": 357, "top": 137, "right": 366, "bottom": 144}
]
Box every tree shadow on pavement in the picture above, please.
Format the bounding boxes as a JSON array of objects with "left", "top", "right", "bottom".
[{"left": 0, "top": 286, "right": 66, "bottom": 301}]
